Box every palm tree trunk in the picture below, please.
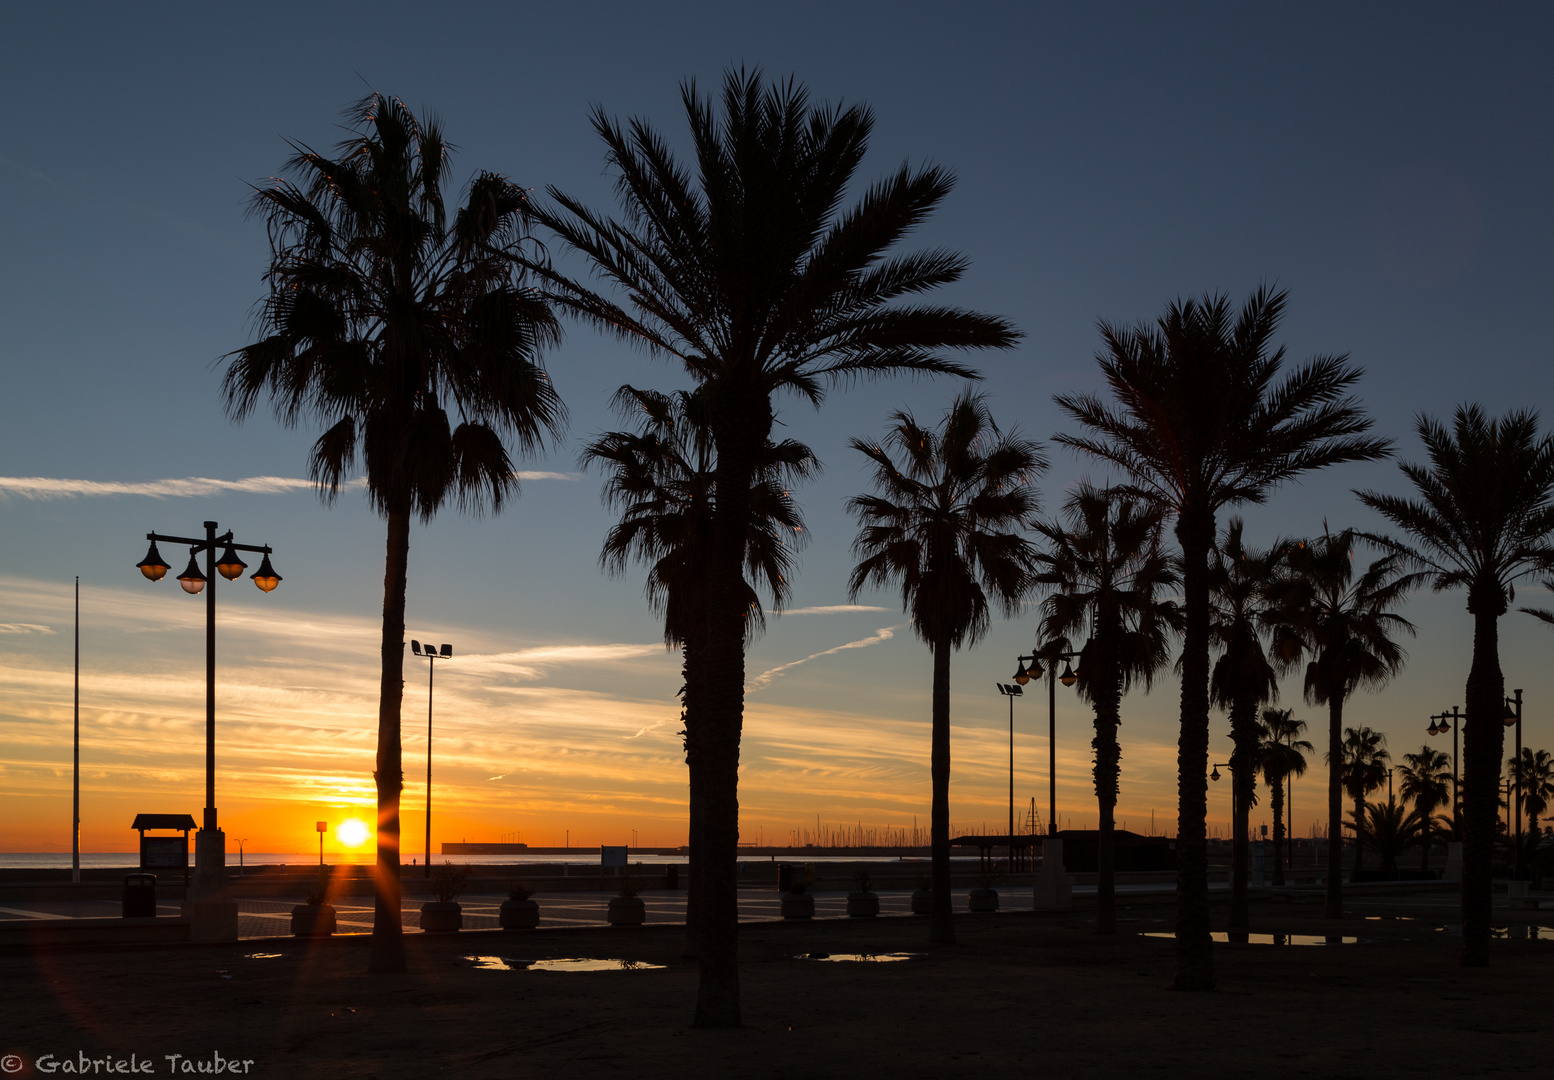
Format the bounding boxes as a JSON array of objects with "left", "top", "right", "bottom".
[
  {"left": 1092, "top": 675, "right": 1122, "bottom": 935},
  {"left": 1271, "top": 775, "right": 1286, "bottom": 887},
  {"left": 680, "top": 637, "right": 704, "bottom": 959},
  {"left": 929, "top": 634, "right": 955, "bottom": 944},
  {"left": 368, "top": 506, "right": 410, "bottom": 974},
  {"left": 1461, "top": 602, "right": 1505, "bottom": 967},
  {"left": 1173, "top": 512, "right": 1215, "bottom": 990},
  {"left": 1229, "top": 696, "right": 1258, "bottom": 930},
  {"left": 1325, "top": 695, "right": 1344, "bottom": 920}
]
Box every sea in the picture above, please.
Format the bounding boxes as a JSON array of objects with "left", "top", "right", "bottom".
[{"left": 1, "top": 851, "right": 950, "bottom": 870}]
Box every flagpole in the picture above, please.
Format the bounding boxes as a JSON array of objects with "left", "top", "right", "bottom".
[{"left": 72, "top": 575, "right": 80, "bottom": 884}]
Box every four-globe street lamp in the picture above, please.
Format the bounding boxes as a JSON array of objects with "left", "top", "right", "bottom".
[
  {"left": 412, "top": 639, "right": 453, "bottom": 878},
  {"left": 135, "top": 521, "right": 280, "bottom": 924},
  {"left": 1014, "top": 649, "right": 1078, "bottom": 837}
]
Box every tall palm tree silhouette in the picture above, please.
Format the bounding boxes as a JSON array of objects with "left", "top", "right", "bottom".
[
  {"left": 581, "top": 386, "right": 813, "bottom": 957},
  {"left": 1399, "top": 746, "right": 1452, "bottom": 870},
  {"left": 1337, "top": 726, "right": 1392, "bottom": 875},
  {"left": 531, "top": 71, "right": 1020, "bottom": 1025},
  {"left": 1276, "top": 528, "right": 1414, "bottom": 919},
  {"left": 222, "top": 95, "right": 563, "bottom": 973},
  {"left": 847, "top": 392, "right": 1044, "bottom": 944},
  {"left": 1359, "top": 406, "right": 1554, "bottom": 965},
  {"left": 1033, "top": 485, "right": 1179, "bottom": 934},
  {"left": 1208, "top": 519, "right": 1288, "bottom": 929},
  {"left": 1054, "top": 287, "right": 1388, "bottom": 989},
  {"left": 1257, "top": 708, "right": 1311, "bottom": 886}
]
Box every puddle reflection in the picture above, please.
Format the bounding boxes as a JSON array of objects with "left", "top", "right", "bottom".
[
  {"left": 1142, "top": 932, "right": 1357, "bottom": 945},
  {"left": 795, "top": 952, "right": 925, "bottom": 962},
  {"left": 464, "top": 955, "right": 666, "bottom": 971}
]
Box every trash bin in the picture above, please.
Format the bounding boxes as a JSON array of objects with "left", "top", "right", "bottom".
[
  {"left": 777, "top": 863, "right": 793, "bottom": 893},
  {"left": 122, "top": 872, "right": 157, "bottom": 918}
]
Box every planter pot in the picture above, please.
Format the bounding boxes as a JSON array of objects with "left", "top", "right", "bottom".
[
  {"left": 608, "top": 896, "right": 646, "bottom": 926},
  {"left": 499, "top": 898, "right": 539, "bottom": 930},
  {"left": 910, "top": 889, "right": 933, "bottom": 915},
  {"left": 418, "top": 901, "right": 463, "bottom": 933},
  {"left": 846, "top": 890, "right": 879, "bottom": 918},
  {"left": 781, "top": 893, "right": 815, "bottom": 920},
  {"left": 290, "top": 903, "right": 336, "bottom": 937},
  {"left": 968, "top": 887, "right": 999, "bottom": 912}
]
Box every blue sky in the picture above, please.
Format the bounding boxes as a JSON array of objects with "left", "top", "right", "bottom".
[{"left": 1, "top": 3, "right": 1551, "bottom": 851}]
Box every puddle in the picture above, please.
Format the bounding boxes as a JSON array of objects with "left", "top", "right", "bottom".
[
  {"left": 795, "top": 952, "right": 925, "bottom": 963},
  {"left": 1429, "top": 925, "right": 1554, "bottom": 939},
  {"left": 242, "top": 953, "right": 283, "bottom": 960},
  {"left": 463, "top": 956, "right": 666, "bottom": 971},
  {"left": 1142, "top": 932, "right": 1357, "bottom": 946},
  {"left": 1364, "top": 916, "right": 1416, "bottom": 922}
]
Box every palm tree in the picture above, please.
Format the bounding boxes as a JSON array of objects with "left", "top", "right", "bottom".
[
  {"left": 533, "top": 71, "right": 1019, "bottom": 1026},
  {"left": 1358, "top": 406, "right": 1554, "bottom": 966},
  {"left": 1053, "top": 287, "right": 1389, "bottom": 989},
  {"left": 1276, "top": 528, "right": 1414, "bottom": 919},
  {"left": 848, "top": 392, "right": 1043, "bottom": 944},
  {"left": 1257, "top": 708, "right": 1312, "bottom": 886},
  {"left": 1510, "top": 747, "right": 1554, "bottom": 835},
  {"left": 1349, "top": 798, "right": 1429, "bottom": 876},
  {"left": 1398, "top": 746, "right": 1452, "bottom": 870},
  {"left": 1032, "top": 484, "right": 1180, "bottom": 934},
  {"left": 580, "top": 386, "right": 813, "bottom": 957},
  {"left": 1337, "top": 726, "right": 1392, "bottom": 875},
  {"left": 222, "top": 95, "right": 563, "bottom": 973},
  {"left": 1207, "top": 519, "right": 1288, "bottom": 928}
]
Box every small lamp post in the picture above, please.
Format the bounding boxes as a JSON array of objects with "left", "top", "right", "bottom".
[
  {"left": 411, "top": 640, "right": 453, "bottom": 878},
  {"left": 316, "top": 821, "right": 327, "bottom": 867},
  {"left": 236, "top": 838, "right": 247, "bottom": 878}
]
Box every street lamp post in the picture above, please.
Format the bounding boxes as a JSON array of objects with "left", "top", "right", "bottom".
[
  {"left": 411, "top": 640, "right": 453, "bottom": 878},
  {"left": 1014, "top": 650, "right": 1078, "bottom": 836},
  {"left": 135, "top": 520, "right": 280, "bottom": 940},
  {"left": 1427, "top": 706, "right": 1464, "bottom": 834},
  {"left": 996, "top": 681, "right": 1024, "bottom": 868},
  {"left": 1504, "top": 689, "right": 1524, "bottom": 879}
]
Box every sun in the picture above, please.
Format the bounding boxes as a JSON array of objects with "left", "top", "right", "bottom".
[{"left": 336, "top": 818, "right": 371, "bottom": 848}]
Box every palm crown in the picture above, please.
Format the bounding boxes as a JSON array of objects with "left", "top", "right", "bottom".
[
  {"left": 223, "top": 94, "right": 565, "bottom": 518},
  {"left": 848, "top": 392, "right": 1045, "bottom": 650}
]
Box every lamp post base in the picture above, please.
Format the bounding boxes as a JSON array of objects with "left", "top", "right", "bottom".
[{"left": 184, "top": 827, "right": 238, "bottom": 942}]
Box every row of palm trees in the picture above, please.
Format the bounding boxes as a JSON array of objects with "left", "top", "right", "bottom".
[{"left": 220, "top": 75, "right": 1554, "bottom": 1026}]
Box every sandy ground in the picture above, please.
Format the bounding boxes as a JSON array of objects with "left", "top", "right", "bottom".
[{"left": 2, "top": 894, "right": 1548, "bottom": 1079}]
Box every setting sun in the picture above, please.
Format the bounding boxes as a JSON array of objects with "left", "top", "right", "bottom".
[{"left": 336, "top": 818, "right": 370, "bottom": 848}]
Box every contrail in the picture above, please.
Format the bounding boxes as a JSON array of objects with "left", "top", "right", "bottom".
[
  {"left": 745, "top": 625, "right": 902, "bottom": 693},
  {"left": 782, "top": 604, "right": 889, "bottom": 615},
  {"left": 0, "top": 472, "right": 579, "bottom": 500}
]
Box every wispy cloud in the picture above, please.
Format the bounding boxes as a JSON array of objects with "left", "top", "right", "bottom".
[
  {"left": 0, "top": 623, "right": 55, "bottom": 635},
  {"left": 455, "top": 642, "right": 666, "bottom": 682},
  {"left": 746, "top": 625, "right": 902, "bottom": 693},
  {"left": 0, "top": 471, "right": 578, "bottom": 501},
  {"left": 782, "top": 604, "right": 890, "bottom": 615}
]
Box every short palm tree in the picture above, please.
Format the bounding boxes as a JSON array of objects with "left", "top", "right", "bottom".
[
  {"left": 1258, "top": 708, "right": 1312, "bottom": 886},
  {"left": 1337, "top": 726, "right": 1392, "bottom": 875},
  {"left": 1032, "top": 484, "right": 1180, "bottom": 934},
  {"left": 1054, "top": 287, "right": 1389, "bottom": 989},
  {"left": 1358, "top": 405, "right": 1554, "bottom": 965},
  {"left": 581, "top": 386, "right": 813, "bottom": 957},
  {"left": 1208, "top": 519, "right": 1288, "bottom": 928},
  {"left": 1276, "top": 529, "right": 1414, "bottom": 919},
  {"left": 533, "top": 71, "right": 1019, "bottom": 1026},
  {"left": 1349, "top": 798, "right": 1429, "bottom": 876},
  {"left": 1399, "top": 746, "right": 1452, "bottom": 870},
  {"left": 848, "top": 392, "right": 1044, "bottom": 944},
  {"left": 1510, "top": 747, "right": 1554, "bottom": 835},
  {"left": 222, "top": 95, "right": 563, "bottom": 973}
]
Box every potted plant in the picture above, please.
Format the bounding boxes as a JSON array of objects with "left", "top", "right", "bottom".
[
  {"left": 608, "top": 875, "right": 646, "bottom": 926},
  {"left": 418, "top": 861, "right": 469, "bottom": 933},
  {"left": 290, "top": 866, "right": 337, "bottom": 937},
  {"left": 499, "top": 881, "right": 539, "bottom": 930},
  {"left": 968, "top": 871, "right": 1000, "bottom": 912},
  {"left": 781, "top": 866, "right": 815, "bottom": 920},
  {"left": 846, "top": 869, "right": 879, "bottom": 918},
  {"left": 910, "top": 872, "right": 933, "bottom": 916}
]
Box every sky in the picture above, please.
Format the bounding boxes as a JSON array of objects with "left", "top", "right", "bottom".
[{"left": 2, "top": 3, "right": 1552, "bottom": 855}]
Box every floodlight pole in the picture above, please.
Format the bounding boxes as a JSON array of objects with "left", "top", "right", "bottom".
[
  {"left": 996, "top": 682, "right": 1022, "bottom": 868},
  {"left": 412, "top": 640, "right": 454, "bottom": 878},
  {"left": 72, "top": 575, "right": 80, "bottom": 884}
]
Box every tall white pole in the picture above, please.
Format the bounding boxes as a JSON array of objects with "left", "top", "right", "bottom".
[{"left": 72, "top": 576, "right": 80, "bottom": 884}]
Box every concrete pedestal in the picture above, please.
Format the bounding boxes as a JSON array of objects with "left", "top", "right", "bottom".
[
  {"left": 1034, "top": 837, "right": 1073, "bottom": 910},
  {"left": 183, "top": 827, "right": 238, "bottom": 943}
]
